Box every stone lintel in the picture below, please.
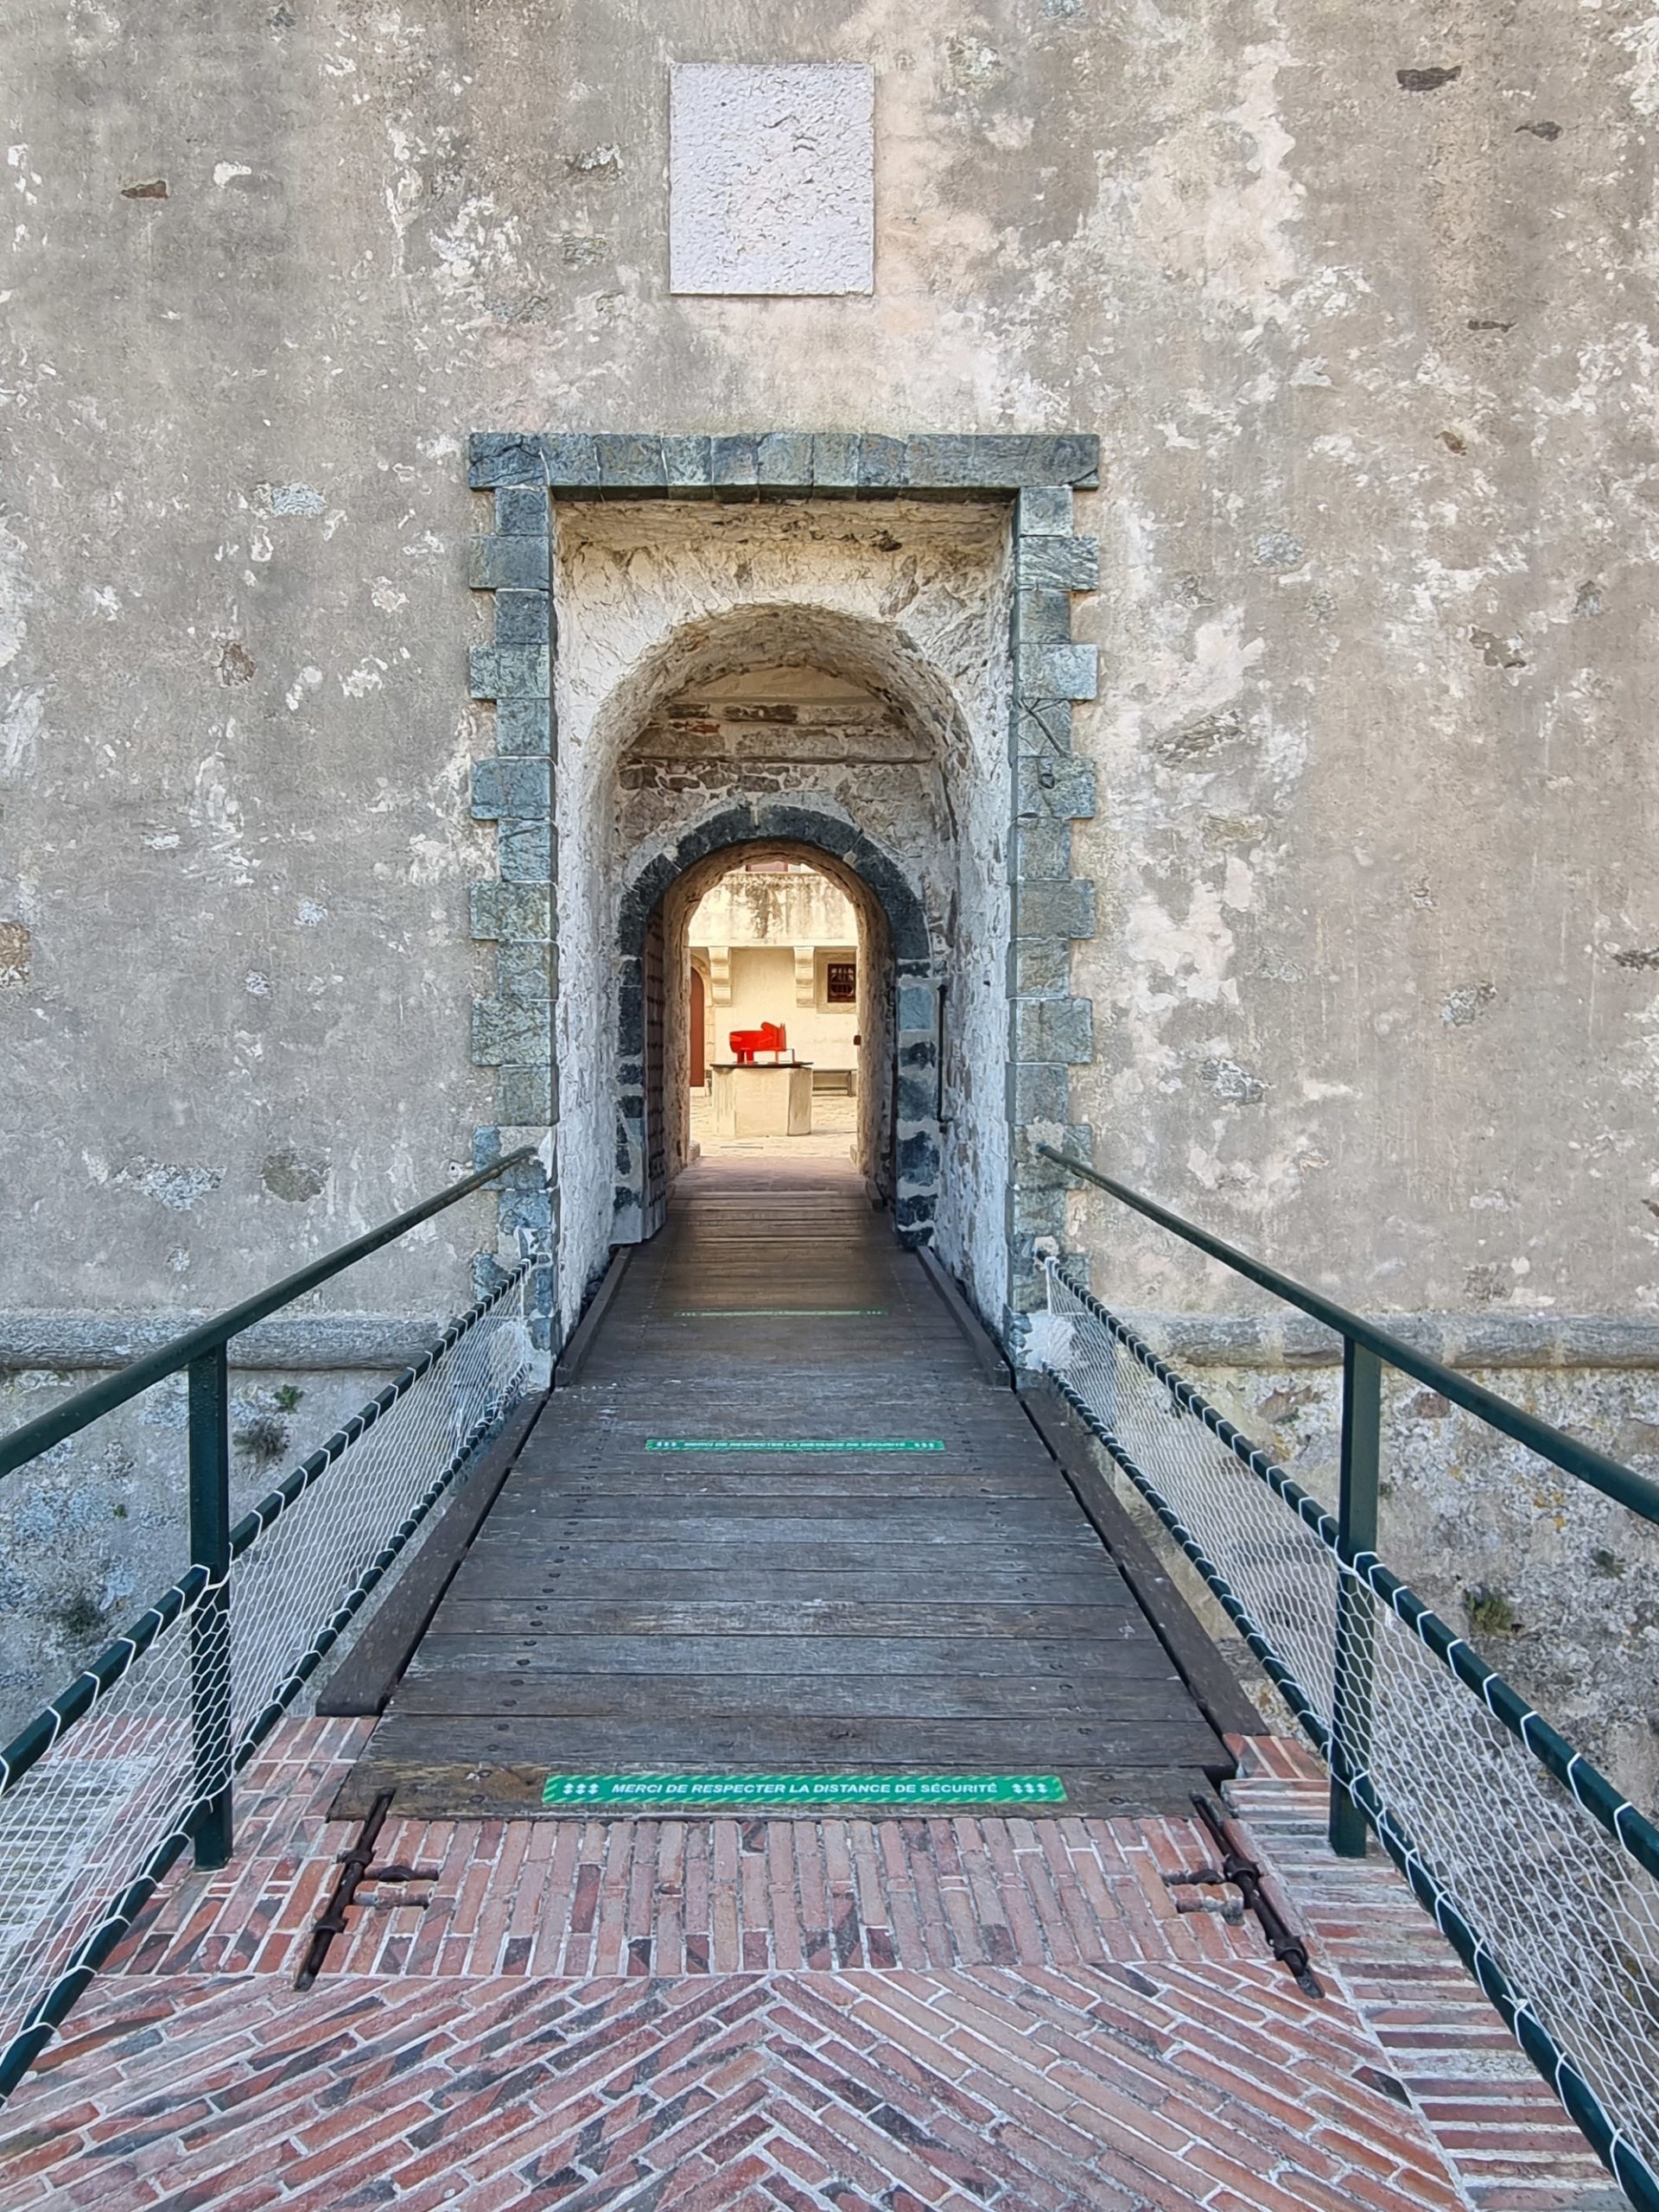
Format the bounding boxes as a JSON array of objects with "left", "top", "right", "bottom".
[{"left": 467, "top": 429, "right": 1101, "bottom": 495}]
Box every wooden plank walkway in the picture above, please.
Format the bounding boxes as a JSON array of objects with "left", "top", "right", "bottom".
[{"left": 336, "top": 1149, "right": 1230, "bottom": 1819}]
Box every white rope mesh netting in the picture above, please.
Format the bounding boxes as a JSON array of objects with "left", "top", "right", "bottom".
[
  {"left": 0, "top": 1271, "right": 531, "bottom": 2082},
  {"left": 1035, "top": 1262, "right": 1659, "bottom": 2183}
]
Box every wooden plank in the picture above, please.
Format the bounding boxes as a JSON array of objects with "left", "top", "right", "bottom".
[
  {"left": 477, "top": 1505, "right": 1084, "bottom": 1538},
  {"left": 394, "top": 1669, "right": 1185, "bottom": 1719},
  {"left": 528, "top": 1472, "right": 1059, "bottom": 1498},
  {"left": 553, "top": 1246, "right": 631, "bottom": 1386},
  {"left": 314, "top": 1391, "right": 547, "bottom": 1718},
  {"left": 405, "top": 1634, "right": 1169, "bottom": 1679},
  {"left": 466, "top": 1526, "right": 1096, "bottom": 1563},
  {"left": 915, "top": 1243, "right": 1014, "bottom": 1388},
  {"left": 352, "top": 1710, "right": 1230, "bottom": 1771},
  {"left": 1022, "top": 1378, "right": 1268, "bottom": 1743},
  {"left": 433, "top": 1599, "right": 1140, "bottom": 1637},
  {"left": 439, "top": 1564, "right": 1131, "bottom": 1602}
]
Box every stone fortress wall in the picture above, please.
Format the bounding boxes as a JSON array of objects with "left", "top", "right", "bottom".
[{"left": 1, "top": 0, "right": 1656, "bottom": 1784}]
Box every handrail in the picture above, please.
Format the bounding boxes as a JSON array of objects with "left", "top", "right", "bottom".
[
  {"left": 1037, "top": 1144, "right": 1659, "bottom": 1529},
  {"left": 0, "top": 1145, "right": 539, "bottom": 1479}
]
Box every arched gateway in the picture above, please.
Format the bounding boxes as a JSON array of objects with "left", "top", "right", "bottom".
[
  {"left": 463, "top": 435, "right": 1103, "bottom": 1357},
  {"left": 613, "top": 804, "right": 940, "bottom": 1245}
]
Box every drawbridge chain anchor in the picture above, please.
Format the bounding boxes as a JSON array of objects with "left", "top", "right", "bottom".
[
  {"left": 294, "top": 1789, "right": 440, "bottom": 1989},
  {"left": 1188, "top": 1794, "right": 1325, "bottom": 2000}
]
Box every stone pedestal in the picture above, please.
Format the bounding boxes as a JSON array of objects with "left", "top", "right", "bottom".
[{"left": 709, "top": 1062, "right": 814, "bottom": 1137}]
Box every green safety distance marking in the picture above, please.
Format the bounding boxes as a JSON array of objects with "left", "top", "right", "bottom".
[
  {"left": 646, "top": 1439, "right": 945, "bottom": 1453},
  {"left": 673, "top": 1308, "right": 887, "bottom": 1318},
  {"left": 543, "top": 1772, "right": 1067, "bottom": 1809}
]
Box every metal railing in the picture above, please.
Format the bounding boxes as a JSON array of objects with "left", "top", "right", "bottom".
[
  {"left": 1034, "top": 1145, "right": 1659, "bottom": 2212},
  {"left": 0, "top": 1148, "right": 541, "bottom": 2100}
]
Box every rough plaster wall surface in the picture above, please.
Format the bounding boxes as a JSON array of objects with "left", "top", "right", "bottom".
[
  {"left": 550, "top": 498, "right": 1012, "bottom": 1327},
  {"left": 1054, "top": 3, "right": 1659, "bottom": 1322},
  {"left": 5, "top": 0, "right": 1651, "bottom": 1321},
  {"left": 669, "top": 63, "right": 874, "bottom": 296}
]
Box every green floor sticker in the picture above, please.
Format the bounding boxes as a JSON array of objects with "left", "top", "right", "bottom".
[
  {"left": 543, "top": 1772, "right": 1067, "bottom": 1809},
  {"left": 646, "top": 1438, "right": 945, "bottom": 1453},
  {"left": 674, "top": 1308, "right": 887, "bottom": 1318}
]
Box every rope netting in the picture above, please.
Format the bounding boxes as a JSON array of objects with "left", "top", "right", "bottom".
[
  {"left": 0, "top": 1264, "right": 532, "bottom": 2094},
  {"left": 1034, "top": 1261, "right": 1659, "bottom": 2203}
]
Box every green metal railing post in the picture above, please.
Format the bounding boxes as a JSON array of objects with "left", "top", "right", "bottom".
[
  {"left": 188, "top": 1348, "right": 233, "bottom": 1870},
  {"left": 1330, "top": 1338, "right": 1382, "bottom": 1857}
]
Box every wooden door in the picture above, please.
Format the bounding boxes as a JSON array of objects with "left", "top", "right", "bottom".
[
  {"left": 689, "top": 964, "right": 706, "bottom": 1090},
  {"left": 642, "top": 906, "right": 668, "bottom": 1236}
]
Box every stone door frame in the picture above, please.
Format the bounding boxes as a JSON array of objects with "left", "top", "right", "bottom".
[{"left": 464, "top": 429, "right": 1101, "bottom": 1348}]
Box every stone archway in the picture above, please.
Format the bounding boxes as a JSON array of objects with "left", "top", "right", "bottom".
[
  {"left": 613, "top": 803, "right": 940, "bottom": 1246},
  {"left": 464, "top": 441, "right": 1103, "bottom": 1353}
]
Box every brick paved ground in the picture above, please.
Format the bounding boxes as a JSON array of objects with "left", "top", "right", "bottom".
[
  {"left": 0, "top": 1720, "right": 1618, "bottom": 2211},
  {"left": 1227, "top": 1735, "right": 1613, "bottom": 2212}
]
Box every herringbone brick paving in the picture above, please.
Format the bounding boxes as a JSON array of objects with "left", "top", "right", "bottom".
[
  {"left": 1227, "top": 1735, "right": 1611, "bottom": 2212},
  {"left": 0, "top": 1719, "right": 1621, "bottom": 2210}
]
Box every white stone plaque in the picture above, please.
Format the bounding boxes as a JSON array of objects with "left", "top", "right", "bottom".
[{"left": 669, "top": 62, "right": 874, "bottom": 297}]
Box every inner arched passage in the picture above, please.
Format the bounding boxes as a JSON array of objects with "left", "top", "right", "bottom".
[
  {"left": 550, "top": 510, "right": 1018, "bottom": 1340},
  {"left": 614, "top": 805, "right": 941, "bottom": 1246}
]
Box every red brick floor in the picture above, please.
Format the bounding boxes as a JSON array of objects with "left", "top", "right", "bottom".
[{"left": 0, "top": 1721, "right": 1617, "bottom": 2211}]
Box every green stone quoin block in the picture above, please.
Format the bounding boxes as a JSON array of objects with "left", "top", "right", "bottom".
[
  {"left": 1012, "top": 938, "right": 1071, "bottom": 996},
  {"left": 1015, "top": 696, "right": 1074, "bottom": 758},
  {"left": 757, "top": 430, "right": 815, "bottom": 485},
  {"left": 1010, "top": 1061, "right": 1071, "bottom": 1126},
  {"left": 1014, "top": 587, "right": 1075, "bottom": 648},
  {"left": 495, "top": 943, "right": 555, "bottom": 999},
  {"left": 498, "top": 820, "right": 555, "bottom": 883},
  {"left": 493, "top": 588, "right": 549, "bottom": 646},
  {"left": 496, "top": 1064, "right": 556, "bottom": 1124},
  {"left": 468, "top": 644, "right": 551, "bottom": 702},
  {"left": 1018, "top": 754, "right": 1097, "bottom": 821},
  {"left": 1016, "top": 533, "right": 1100, "bottom": 590},
  {"left": 495, "top": 485, "right": 550, "bottom": 535},
  {"left": 1018, "top": 641, "right": 1098, "bottom": 702},
  {"left": 1014, "top": 996, "right": 1094, "bottom": 1065},
  {"left": 468, "top": 535, "right": 550, "bottom": 590},
  {"left": 472, "top": 758, "right": 551, "bottom": 821},
  {"left": 1014, "top": 879, "right": 1096, "bottom": 940},
  {"left": 1015, "top": 820, "right": 1073, "bottom": 881},
  {"left": 472, "top": 995, "right": 551, "bottom": 1065},
  {"left": 469, "top": 882, "right": 552, "bottom": 944},
  {"left": 542, "top": 1773, "right": 1069, "bottom": 1810},
  {"left": 492, "top": 698, "right": 553, "bottom": 756},
  {"left": 1016, "top": 484, "right": 1074, "bottom": 534},
  {"left": 662, "top": 434, "right": 713, "bottom": 486}
]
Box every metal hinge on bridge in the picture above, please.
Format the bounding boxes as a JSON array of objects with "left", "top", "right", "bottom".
[
  {"left": 1165, "top": 1795, "right": 1325, "bottom": 2000},
  {"left": 295, "top": 1789, "right": 441, "bottom": 1987}
]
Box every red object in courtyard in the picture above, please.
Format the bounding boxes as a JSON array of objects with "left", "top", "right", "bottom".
[{"left": 728, "top": 1020, "right": 787, "bottom": 1065}]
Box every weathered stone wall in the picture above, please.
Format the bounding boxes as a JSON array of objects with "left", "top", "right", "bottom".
[{"left": 3, "top": 0, "right": 1654, "bottom": 1314}]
